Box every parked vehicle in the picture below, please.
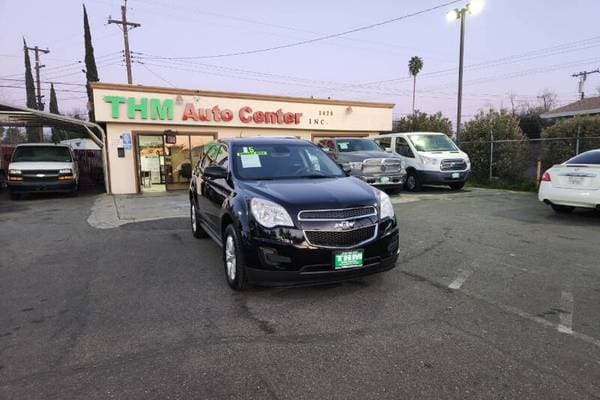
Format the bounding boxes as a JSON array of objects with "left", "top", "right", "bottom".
[
  {"left": 7, "top": 143, "right": 79, "bottom": 200},
  {"left": 373, "top": 132, "right": 471, "bottom": 191},
  {"left": 189, "top": 137, "right": 399, "bottom": 290},
  {"left": 316, "top": 137, "right": 405, "bottom": 191},
  {"left": 538, "top": 149, "right": 600, "bottom": 213}
]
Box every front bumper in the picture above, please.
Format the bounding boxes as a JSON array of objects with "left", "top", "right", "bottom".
[
  {"left": 538, "top": 183, "right": 600, "bottom": 209},
  {"left": 417, "top": 170, "right": 470, "bottom": 184},
  {"left": 241, "top": 221, "right": 400, "bottom": 286},
  {"left": 354, "top": 173, "right": 406, "bottom": 188},
  {"left": 7, "top": 179, "right": 77, "bottom": 193}
]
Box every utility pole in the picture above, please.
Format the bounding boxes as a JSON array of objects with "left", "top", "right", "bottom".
[
  {"left": 572, "top": 69, "right": 600, "bottom": 100},
  {"left": 108, "top": 0, "right": 140, "bottom": 84},
  {"left": 24, "top": 45, "right": 50, "bottom": 111},
  {"left": 456, "top": 8, "right": 466, "bottom": 142}
]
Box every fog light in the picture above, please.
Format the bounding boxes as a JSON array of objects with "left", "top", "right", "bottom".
[
  {"left": 58, "top": 175, "right": 74, "bottom": 180},
  {"left": 260, "top": 247, "right": 291, "bottom": 266}
]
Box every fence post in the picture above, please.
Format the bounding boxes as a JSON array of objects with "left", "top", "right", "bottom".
[
  {"left": 576, "top": 125, "right": 581, "bottom": 155},
  {"left": 489, "top": 131, "right": 494, "bottom": 180}
]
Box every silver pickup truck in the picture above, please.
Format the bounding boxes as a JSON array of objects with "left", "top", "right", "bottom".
[{"left": 316, "top": 137, "right": 406, "bottom": 191}]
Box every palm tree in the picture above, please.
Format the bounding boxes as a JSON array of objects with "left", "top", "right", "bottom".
[{"left": 408, "top": 56, "right": 424, "bottom": 114}]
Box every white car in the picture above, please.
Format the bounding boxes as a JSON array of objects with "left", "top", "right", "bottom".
[
  {"left": 7, "top": 143, "right": 79, "bottom": 200},
  {"left": 538, "top": 149, "right": 600, "bottom": 213},
  {"left": 373, "top": 132, "right": 471, "bottom": 191}
]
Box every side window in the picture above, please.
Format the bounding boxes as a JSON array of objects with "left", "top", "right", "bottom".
[
  {"left": 319, "top": 139, "right": 335, "bottom": 152},
  {"left": 375, "top": 137, "right": 391, "bottom": 151},
  {"left": 395, "top": 137, "right": 414, "bottom": 158},
  {"left": 214, "top": 145, "right": 229, "bottom": 170}
]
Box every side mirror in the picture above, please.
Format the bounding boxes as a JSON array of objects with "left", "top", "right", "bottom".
[{"left": 204, "top": 165, "right": 228, "bottom": 180}]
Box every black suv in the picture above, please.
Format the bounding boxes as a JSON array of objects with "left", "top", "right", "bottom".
[{"left": 189, "top": 137, "right": 399, "bottom": 290}]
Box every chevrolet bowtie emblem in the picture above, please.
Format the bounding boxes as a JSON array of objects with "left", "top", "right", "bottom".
[{"left": 334, "top": 221, "right": 355, "bottom": 230}]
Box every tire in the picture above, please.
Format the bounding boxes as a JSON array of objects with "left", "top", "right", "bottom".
[
  {"left": 223, "top": 224, "right": 249, "bottom": 291},
  {"left": 551, "top": 204, "right": 575, "bottom": 214},
  {"left": 449, "top": 182, "right": 465, "bottom": 191},
  {"left": 190, "top": 198, "right": 209, "bottom": 238},
  {"left": 404, "top": 170, "right": 421, "bottom": 192}
]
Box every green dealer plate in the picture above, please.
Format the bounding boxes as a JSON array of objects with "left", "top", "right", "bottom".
[{"left": 334, "top": 250, "right": 364, "bottom": 269}]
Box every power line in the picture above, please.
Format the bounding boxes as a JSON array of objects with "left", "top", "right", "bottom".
[{"left": 137, "top": 0, "right": 461, "bottom": 60}]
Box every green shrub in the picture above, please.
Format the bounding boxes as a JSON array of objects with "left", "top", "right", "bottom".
[
  {"left": 541, "top": 116, "right": 600, "bottom": 168},
  {"left": 460, "top": 109, "right": 530, "bottom": 182},
  {"left": 392, "top": 111, "right": 453, "bottom": 136}
]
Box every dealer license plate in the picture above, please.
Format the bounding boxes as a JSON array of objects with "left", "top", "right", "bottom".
[
  {"left": 379, "top": 176, "right": 390, "bottom": 184},
  {"left": 451, "top": 172, "right": 460, "bottom": 179},
  {"left": 334, "top": 250, "right": 364, "bottom": 269}
]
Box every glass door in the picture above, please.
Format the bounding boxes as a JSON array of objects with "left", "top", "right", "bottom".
[
  {"left": 138, "top": 135, "right": 166, "bottom": 193},
  {"left": 165, "top": 135, "right": 192, "bottom": 191}
]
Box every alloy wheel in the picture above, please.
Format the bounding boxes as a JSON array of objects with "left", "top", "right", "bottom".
[{"left": 225, "top": 235, "right": 237, "bottom": 281}]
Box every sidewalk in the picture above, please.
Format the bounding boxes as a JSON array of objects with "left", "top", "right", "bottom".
[{"left": 87, "top": 192, "right": 188, "bottom": 229}]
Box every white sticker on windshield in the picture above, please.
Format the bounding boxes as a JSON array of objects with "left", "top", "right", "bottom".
[
  {"left": 240, "top": 154, "right": 261, "bottom": 168},
  {"left": 338, "top": 142, "right": 349, "bottom": 150}
]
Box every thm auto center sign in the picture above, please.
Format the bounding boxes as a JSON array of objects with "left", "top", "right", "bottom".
[{"left": 92, "top": 86, "right": 394, "bottom": 131}]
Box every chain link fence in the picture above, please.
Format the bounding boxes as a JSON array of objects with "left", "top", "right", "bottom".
[{"left": 458, "top": 135, "right": 600, "bottom": 189}]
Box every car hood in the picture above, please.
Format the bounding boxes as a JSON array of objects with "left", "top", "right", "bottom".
[
  {"left": 337, "top": 151, "right": 399, "bottom": 162},
  {"left": 238, "top": 176, "right": 379, "bottom": 211},
  {"left": 417, "top": 150, "right": 467, "bottom": 159},
  {"left": 8, "top": 161, "right": 74, "bottom": 170}
]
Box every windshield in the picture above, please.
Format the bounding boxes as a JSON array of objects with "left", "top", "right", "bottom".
[
  {"left": 566, "top": 151, "right": 600, "bottom": 165},
  {"left": 12, "top": 146, "right": 72, "bottom": 162},
  {"left": 232, "top": 142, "right": 345, "bottom": 180},
  {"left": 408, "top": 134, "right": 457, "bottom": 152},
  {"left": 336, "top": 139, "right": 381, "bottom": 153}
]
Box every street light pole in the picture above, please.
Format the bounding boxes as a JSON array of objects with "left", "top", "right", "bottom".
[
  {"left": 456, "top": 8, "right": 466, "bottom": 142},
  {"left": 447, "top": 0, "right": 484, "bottom": 143}
]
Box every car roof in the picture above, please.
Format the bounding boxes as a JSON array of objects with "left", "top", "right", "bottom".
[
  {"left": 375, "top": 131, "right": 447, "bottom": 137},
  {"left": 219, "top": 137, "right": 309, "bottom": 145},
  {"left": 15, "top": 143, "right": 71, "bottom": 148},
  {"left": 328, "top": 137, "right": 373, "bottom": 141}
]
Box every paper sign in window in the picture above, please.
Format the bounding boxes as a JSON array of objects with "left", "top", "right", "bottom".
[{"left": 240, "top": 154, "right": 261, "bottom": 168}]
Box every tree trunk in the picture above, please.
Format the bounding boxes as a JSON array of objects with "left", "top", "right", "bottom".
[{"left": 412, "top": 75, "right": 417, "bottom": 114}]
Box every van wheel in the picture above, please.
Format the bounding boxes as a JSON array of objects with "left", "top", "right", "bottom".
[
  {"left": 190, "top": 200, "right": 208, "bottom": 238},
  {"left": 223, "top": 224, "right": 249, "bottom": 291},
  {"left": 551, "top": 204, "right": 575, "bottom": 214},
  {"left": 404, "top": 171, "right": 421, "bottom": 192},
  {"left": 449, "top": 182, "right": 465, "bottom": 191}
]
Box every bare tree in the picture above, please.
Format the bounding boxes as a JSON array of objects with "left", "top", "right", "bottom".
[{"left": 537, "top": 89, "right": 558, "bottom": 111}]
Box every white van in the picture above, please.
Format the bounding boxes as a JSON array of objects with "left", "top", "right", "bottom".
[{"left": 373, "top": 132, "right": 470, "bottom": 191}]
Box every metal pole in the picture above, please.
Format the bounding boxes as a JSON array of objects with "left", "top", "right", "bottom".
[
  {"left": 576, "top": 125, "right": 581, "bottom": 155},
  {"left": 489, "top": 131, "right": 494, "bottom": 180},
  {"left": 456, "top": 9, "right": 466, "bottom": 142}
]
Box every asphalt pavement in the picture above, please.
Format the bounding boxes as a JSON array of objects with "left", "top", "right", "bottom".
[{"left": 1, "top": 187, "right": 599, "bottom": 399}]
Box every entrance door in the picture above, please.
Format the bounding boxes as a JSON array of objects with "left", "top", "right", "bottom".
[
  {"left": 165, "top": 135, "right": 192, "bottom": 191},
  {"left": 138, "top": 135, "right": 166, "bottom": 193}
]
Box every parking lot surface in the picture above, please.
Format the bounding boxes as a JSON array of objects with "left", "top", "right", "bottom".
[{"left": 1, "top": 188, "right": 600, "bottom": 399}]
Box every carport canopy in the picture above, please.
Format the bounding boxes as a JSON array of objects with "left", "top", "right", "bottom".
[{"left": 0, "top": 102, "right": 110, "bottom": 192}]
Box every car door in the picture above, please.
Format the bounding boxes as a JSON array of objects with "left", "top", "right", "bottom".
[
  {"left": 199, "top": 144, "right": 232, "bottom": 236},
  {"left": 394, "top": 137, "right": 416, "bottom": 168}
]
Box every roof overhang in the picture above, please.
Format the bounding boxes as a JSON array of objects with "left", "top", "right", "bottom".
[
  {"left": 0, "top": 102, "right": 105, "bottom": 148},
  {"left": 541, "top": 108, "right": 600, "bottom": 119}
]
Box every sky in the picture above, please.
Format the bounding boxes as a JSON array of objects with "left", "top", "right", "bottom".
[{"left": 1, "top": 0, "right": 600, "bottom": 127}]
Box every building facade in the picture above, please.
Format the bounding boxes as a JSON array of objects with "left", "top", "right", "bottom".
[{"left": 92, "top": 83, "right": 394, "bottom": 194}]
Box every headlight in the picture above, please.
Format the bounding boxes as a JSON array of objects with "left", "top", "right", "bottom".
[
  {"left": 464, "top": 156, "right": 471, "bottom": 169},
  {"left": 250, "top": 198, "right": 294, "bottom": 228},
  {"left": 379, "top": 190, "right": 395, "bottom": 220},
  {"left": 59, "top": 168, "right": 72, "bottom": 174},
  {"left": 347, "top": 162, "right": 363, "bottom": 170},
  {"left": 420, "top": 156, "right": 437, "bottom": 166},
  {"left": 9, "top": 169, "right": 21, "bottom": 175}
]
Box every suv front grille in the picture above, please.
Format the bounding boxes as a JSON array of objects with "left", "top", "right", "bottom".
[
  {"left": 298, "top": 207, "right": 376, "bottom": 220},
  {"left": 305, "top": 225, "right": 377, "bottom": 248},
  {"left": 21, "top": 170, "right": 60, "bottom": 182},
  {"left": 440, "top": 159, "right": 467, "bottom": 171}
]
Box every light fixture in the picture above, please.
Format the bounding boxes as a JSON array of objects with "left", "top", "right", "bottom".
[
  {"left": 446, "top": 9, "right": 459, "bottom": 21},
  {"left": 467, "top": 0, "right": 485, "bottom": 15}
]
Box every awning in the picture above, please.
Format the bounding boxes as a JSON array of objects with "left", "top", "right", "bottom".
[{"left": 0, "top": 102, "right": 111, "bottom": 193}]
